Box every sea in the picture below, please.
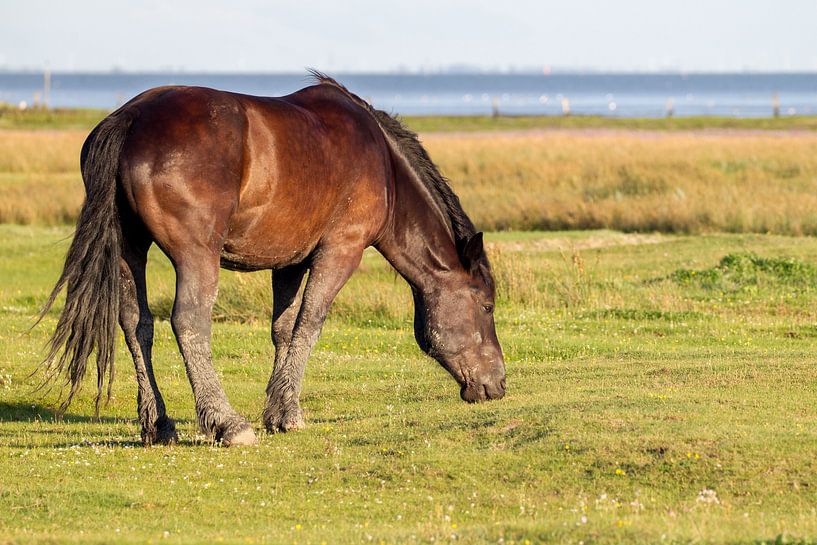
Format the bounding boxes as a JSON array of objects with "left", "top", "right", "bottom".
[{"left": 1, "top": 71, "right": 817, "bottom": 118}]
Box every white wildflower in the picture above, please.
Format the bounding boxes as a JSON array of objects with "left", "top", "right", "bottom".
[{"left": 696, "top": 488, "right": 720, "bottom": 505}]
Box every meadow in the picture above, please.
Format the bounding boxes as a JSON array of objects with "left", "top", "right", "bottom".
[
  {"left": 3, "top": 226, "right": 817, "bottom": 544},
  {"left": 3, "top": 126, "right": 817, "bottom": 235},
  {"left": 1, "top": 114, "right": 817, "bottom": 544},
  {"left": 4, "top": 104, "right": 817, "bottom": 132}
]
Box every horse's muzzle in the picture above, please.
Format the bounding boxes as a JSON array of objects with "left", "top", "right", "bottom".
[{"left": 460, "top": 376, "right": 506, "bottom": 403}]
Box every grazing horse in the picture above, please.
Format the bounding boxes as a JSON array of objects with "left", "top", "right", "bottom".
[{"left": 40, "top": 72, "right": 506, "bottom": 446}]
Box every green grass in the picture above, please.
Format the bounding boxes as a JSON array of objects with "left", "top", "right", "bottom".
[
  {"left": 3, "top": 103, "right": 817, "bottom": 132},
  {"left": 1, "top": 225, "right": 817, "bottom": 544},
  {"left": 0, "top": 106, "right": 108, "bottom": 130},
  {"left": 404, "top": 114, "right": 817, "bottom": 133}
]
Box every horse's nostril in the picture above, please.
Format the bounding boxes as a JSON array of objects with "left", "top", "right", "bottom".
[{"left": 500, "top": 378, "right": 506, "bottom": 391}]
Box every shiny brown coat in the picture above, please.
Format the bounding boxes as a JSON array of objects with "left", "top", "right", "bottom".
[{"left": 41, "top": 75, "right": 506, "bottom": 446}]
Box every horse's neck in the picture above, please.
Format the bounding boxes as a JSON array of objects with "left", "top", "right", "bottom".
[{"left": 375, "top": 157, "right": 461, "bottom": 291}]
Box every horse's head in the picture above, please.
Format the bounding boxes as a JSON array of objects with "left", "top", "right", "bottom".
[{"left": 413, "top": 233, "right": 506, "bottom": 402}]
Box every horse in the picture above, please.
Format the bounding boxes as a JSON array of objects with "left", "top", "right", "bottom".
[{"left": 39, "top": 72, "right": 506, "bottom": 447}]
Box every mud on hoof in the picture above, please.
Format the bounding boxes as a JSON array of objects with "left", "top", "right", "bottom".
[
  {"left": 142, "top": 416, "right": 179, "bottom": 446},
  {"left": 264, "top": 404, "right": 305, "bottom": 433},
  {"left": 217, "top": 420, "right": 258, "bottom": 447}
]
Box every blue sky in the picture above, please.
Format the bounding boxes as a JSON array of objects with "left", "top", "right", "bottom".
[{"left": 2, "top": 0, "right": 816, "bottom": 72}]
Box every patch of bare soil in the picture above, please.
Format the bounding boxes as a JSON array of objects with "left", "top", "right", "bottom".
[{"left": 492, "top": 232, "right": 666, "bottom": 253}]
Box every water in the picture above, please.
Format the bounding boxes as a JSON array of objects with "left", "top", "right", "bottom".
[{"left": 1, "top": 71, "right": 816, "bottom": 118}]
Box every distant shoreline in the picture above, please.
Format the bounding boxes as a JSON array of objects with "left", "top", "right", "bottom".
[{"left": 3, "top": 72, "right": 816, "bottom": 117}]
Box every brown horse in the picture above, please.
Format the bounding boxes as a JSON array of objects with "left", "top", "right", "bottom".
[{"left": 40, "top": 72, "right": 506, "bottom": 446}]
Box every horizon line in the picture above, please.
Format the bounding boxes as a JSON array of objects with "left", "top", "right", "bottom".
[{"left": 2, "top": 68, "right": 817, "bottom": 76}]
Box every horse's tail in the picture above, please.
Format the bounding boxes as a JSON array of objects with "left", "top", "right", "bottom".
[{"left": 37, "top": 110, "right": 135, "bottom": 415}]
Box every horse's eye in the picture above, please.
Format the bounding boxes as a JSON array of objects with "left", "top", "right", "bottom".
[{"left": 482, "top": 304, "right": 494, "bottom": 314}]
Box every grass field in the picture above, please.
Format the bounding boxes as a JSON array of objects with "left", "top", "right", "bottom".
[
  {"left": 1, "top": 111, "right": 817, "bottom": 543},
  {"left": 4, "top": 104, "right": 817, "bottom": 132},
  {"left": 3, "top": 128, "right": 817, "bottom": 234},
  {"left": 0, "top": 106, "right": 107, "bottom": 131},
  {"left": 1, "top": 225, "right": 817, "bottom": 544}
]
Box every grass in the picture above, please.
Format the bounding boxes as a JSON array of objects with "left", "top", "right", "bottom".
[
  {"left": 2, "top": 110, "right": 817, "bottom": 543},
  {"left": 0, "top": 130, "right": 83, "bottom": 225},
  {"left": 4, "top": 103, "right": 817, "bottom": 132},
  {"left": 5, "top": 128, "right": 817, "bottom": 234},
  {"left": 0, "top": 105, "right": 109, "bottom": 131},
  {"left": 404, "top": 114, "right": 817, "bottom": 133},
  {"left": 422, "top": 132, "right": 817, "bottom": 234},
  {"left": 1, "top": 225, "right": 817, "bottom": 544}
]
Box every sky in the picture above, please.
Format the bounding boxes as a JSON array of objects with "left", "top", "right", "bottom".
[{"left": 1, "top": 0, "right": 816, "bottom": 73}]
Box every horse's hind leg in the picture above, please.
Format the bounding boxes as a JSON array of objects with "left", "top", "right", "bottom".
[
  {"left": 171, "top": 251, "right": 257, "bottom": 446},
  {"left": 263, "top": 264, "right": 307, "bottom": 431},
  {"left": 264, "top": 247, "right": 364, "bottom": 432},
  {"left": 119, "top": 236, "right": 177, "bottom": 445}
]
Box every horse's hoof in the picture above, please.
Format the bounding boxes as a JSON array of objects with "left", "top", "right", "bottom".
[
  {"left": 281, "top": 414, "right": 306, "bottom": 432},
  {"left": 265, "top": 412, "right": 305, "bottom": 433},
  {"left": 142, "top": 417, "right": 179, "bottom": 446},
  {"left": 156, "top": 417, "right": 179, "bottom": 445},
  {"left": 222, "top": 425, "right": 258, "bottom": 447}
]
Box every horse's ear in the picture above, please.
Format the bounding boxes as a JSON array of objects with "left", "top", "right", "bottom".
[{"left": 461, "top": 232, "right": 484, "bottom": 272}]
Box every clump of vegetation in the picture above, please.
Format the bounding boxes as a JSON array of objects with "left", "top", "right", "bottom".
[{"left": 670, "top": 253, "right": 817, "bottom": 294}]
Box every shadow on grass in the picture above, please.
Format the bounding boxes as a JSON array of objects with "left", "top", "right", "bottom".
[
  {"left": 1, "top": 435, "right": 148, "bottom": 449},
  {"left": 0, "top": 401, "right": 125, "bottom": 423},
  {"left": 0, "top": 402, "right": 213, "bottom": 448},
  {"left": 0, "top": 401, "right": 189, "bottom": 427}
]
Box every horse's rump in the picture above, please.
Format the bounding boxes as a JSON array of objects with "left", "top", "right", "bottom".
[{"left": 118, "top": 85, "right": 391, "bottom": 271}]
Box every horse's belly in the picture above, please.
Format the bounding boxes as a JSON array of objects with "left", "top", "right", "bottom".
[{"left": 220, "top": 219, "right": 321, "bottom": 271}]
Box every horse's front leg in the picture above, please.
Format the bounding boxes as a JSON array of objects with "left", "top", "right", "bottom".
[
  {"left": 263, "top": 248, "right": 363, "bottom": 432},
  {"left": 172, "top": 253, "right": 258, "bottom": 446}
]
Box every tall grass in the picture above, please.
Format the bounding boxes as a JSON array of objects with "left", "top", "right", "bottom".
[
  {"left": 0, "top": 130, "right": 84, "bottom": 224},
  {"left": 4, "top": 129, "right": 817, "bottom": 234},
  {"left": 423, "top": 132, "right": 817, "bottom": 234}
]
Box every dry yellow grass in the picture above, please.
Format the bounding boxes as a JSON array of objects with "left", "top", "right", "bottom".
[
  {"left": 0, "top": 130, "right": 84, "bottom": 225},
  {"left": 426, "top": 131, "right": 817, "bottom": 234},
  {"left": 3, "top": 128, "right": 817, "bottom": 234}
]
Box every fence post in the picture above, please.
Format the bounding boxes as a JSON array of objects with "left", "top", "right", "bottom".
[
  {"left": 561, "top": 97, "right": 570, "bottom": 116},
  {"left": 772, "top": 92, "right": 780, "bottom": 118},
  {"left": 43, "top": 68, "right": 51, "bottom": 109}
]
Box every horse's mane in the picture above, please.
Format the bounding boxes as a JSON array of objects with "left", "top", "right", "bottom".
[{"left": 308, "top": 70, "right": 481, "bottom": 255}]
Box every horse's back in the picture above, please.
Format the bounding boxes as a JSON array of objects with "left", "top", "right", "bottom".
[
  {"left": 224, "top": 85, "right": 391, "bottom": 268},
  {"left": 116, "top": 85, "right": 391, "bottom": 270}
]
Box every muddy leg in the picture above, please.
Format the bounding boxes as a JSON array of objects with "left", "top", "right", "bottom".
[
  {"left": 171, "top": 253, "right": 257, "bottom": 446},
  {"left": 266, "top": 263, "right": 308, "bottom": 396},
  {"left": 264, "top": 249, "right": 363, "bottom": 432}
]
